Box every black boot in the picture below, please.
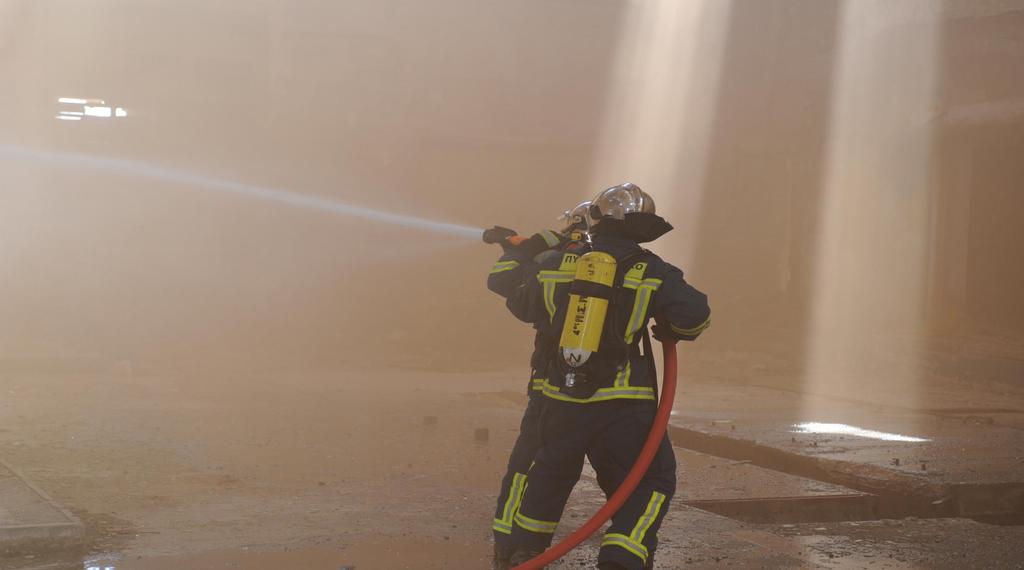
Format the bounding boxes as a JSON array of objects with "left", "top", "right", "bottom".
[
  {"left": 492, "top": 543, "right": 514, "bottom": 570},
  {"left": 509, "top": 547, "right": 546, "bottom": 567},
  {"left": 596, "top": 556, "right": 655, "bottom": 570}
]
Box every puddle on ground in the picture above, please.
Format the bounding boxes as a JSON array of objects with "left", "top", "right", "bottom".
[{"left": 83, "top": 540, "right": 491, "bottom": 570}]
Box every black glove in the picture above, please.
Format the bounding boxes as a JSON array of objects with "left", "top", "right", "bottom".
[
  {"left": 482, "top": 226, "right": 518, "bottom": 244},
  {"left": 651, "top": 324, "right": 675, "bottom": 343}
]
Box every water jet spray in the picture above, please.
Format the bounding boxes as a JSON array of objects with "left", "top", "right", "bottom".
[{"left": 0, "top": 144, "right": 483, "bottom": 240}]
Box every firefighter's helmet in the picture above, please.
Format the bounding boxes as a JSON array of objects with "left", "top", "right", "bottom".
[
  {"left": 559, "top": 200, "right": 593, "bottom": 234},
  {"left": 589, "top": 182, "right": 655, "bottom": 221}
]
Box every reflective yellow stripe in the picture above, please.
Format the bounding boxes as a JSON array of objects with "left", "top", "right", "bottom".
[
  {"left": 531, "top": 378, "right": 546, "bottom": 391},
  {"left": 670, "top": 317, "right": 710, "bottom": 337},
  {"left": 541, "top": 280, "right": 557, "bottom": 321},
  {"left": 624, "top": 280, "right": 661, "bottom": 343},
  {"left": 490, "top": 260, "right": 520, "bottom": 274},
  {"left": 538, "top": 270, "right": 575, "bottom": 281},
  {"left": 540, "top": 230, "right": 561, "bottom": 247},
  {"left": 630, "top": 491, "right": 667, "bottom": 545},
  {"left": 601, "top": 533, "right": 648, "bottom": 563},
  {"left": 622, "top": 276, "right": 661, "bottom": 290},
  {"left": 624, "top": 286, "right": 653, "bottom": 342},
  {"left": 613, "top": 361, "right": 631, "bottom": 388},
  {"left": 540, "top": 380, "right": 655, "bottom": 403},
  {"left": 493, "top": 472, "right": 528, "bottom": 535},
  {"left": 537, "top": 270, "right": 574, "bottom": 321},
  {"left": 514, "top": 512, "right": 558, "bottom": 534}
]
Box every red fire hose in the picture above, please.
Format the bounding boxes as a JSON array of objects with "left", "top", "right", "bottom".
[{"left": 512, "top": 340, "right": 679, "bottom": 570}]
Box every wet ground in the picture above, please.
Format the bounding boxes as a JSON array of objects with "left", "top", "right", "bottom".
[{"left": 1, "top": 347, "right": 1023, "bottom": 569}]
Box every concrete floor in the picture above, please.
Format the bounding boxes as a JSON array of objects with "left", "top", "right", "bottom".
[{"left": 1, "top": 349, "right": 1023, "bottom": 569}]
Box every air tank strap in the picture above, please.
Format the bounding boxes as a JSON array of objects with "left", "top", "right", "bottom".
[{"left": 568, "top": 280, "right": 615, "bottom": 300}]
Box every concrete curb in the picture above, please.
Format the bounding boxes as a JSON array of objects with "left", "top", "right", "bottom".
[
  {"left": 0, "top": 458, "right": 84, "bottom": 546},
  {"left": 668, "top": 424, "right": 1024, "bottom": 520}
]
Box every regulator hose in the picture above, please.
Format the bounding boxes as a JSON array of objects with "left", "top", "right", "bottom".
[{"left": 512, "top": 340, "right": 679, "bottom": 570}]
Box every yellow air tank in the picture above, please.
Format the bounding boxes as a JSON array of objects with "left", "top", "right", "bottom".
[{"left": 560, "top": 251, "right": 617, "bottom": 368}]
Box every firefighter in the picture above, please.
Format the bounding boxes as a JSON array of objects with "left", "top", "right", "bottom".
[
  {"left": 503, "top": 183, "right": 710, "bottom": 569},
  {"left": 482, "top": 202, "right": 592, "bottom": 570}
]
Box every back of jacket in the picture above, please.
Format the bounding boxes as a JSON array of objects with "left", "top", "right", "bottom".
[
  {"left": 506, "top": 235, "right": 710, "bottom": 403},
  {"left": 486, "top": 230, "right": 580, "bottom": 395}
]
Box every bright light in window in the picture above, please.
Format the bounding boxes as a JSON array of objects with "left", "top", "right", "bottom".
[
  {"left": 56, "top": 97, "right": 126, "bottom": 121},
  {"left": 55, "top": 115, "right": 82, "bottom": 121},
  {"left": 792, "top": 422, "right": 929, "bottom": 443},
  {"left": 83, "top": 105, "right": 113, "bottom": 118}
]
